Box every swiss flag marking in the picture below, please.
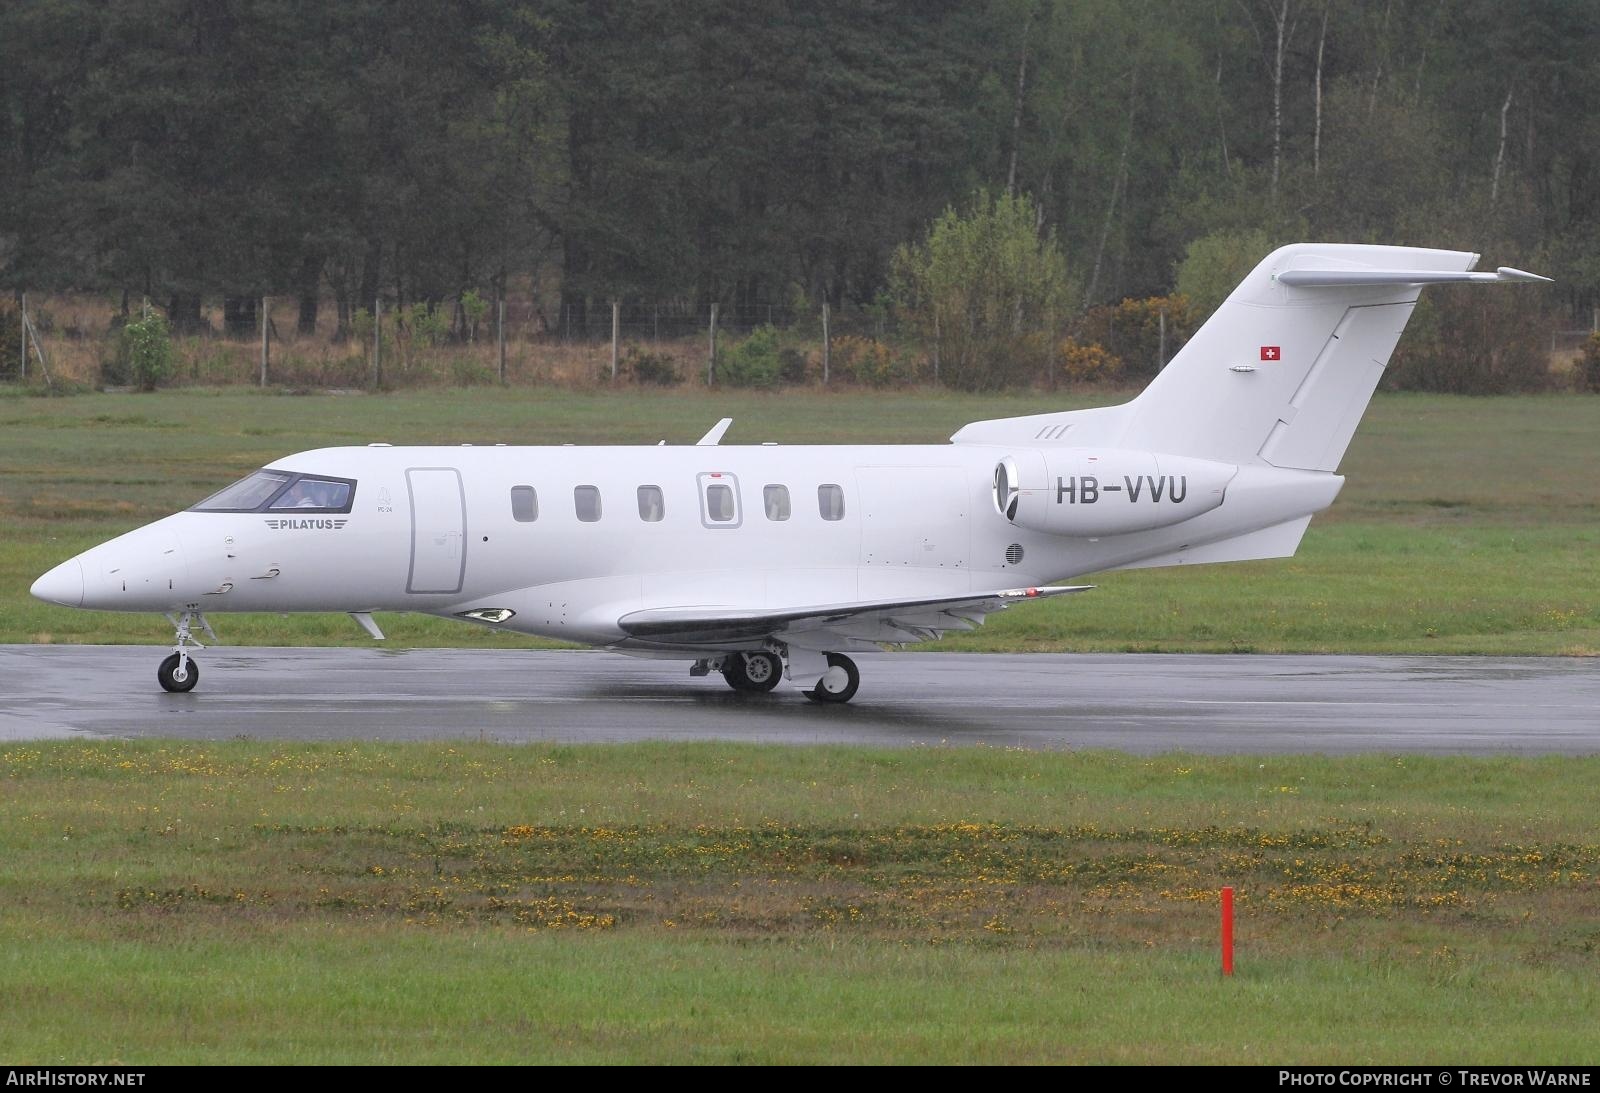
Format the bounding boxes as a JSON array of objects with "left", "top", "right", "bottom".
[{"left": 1260, "top": 346, "right": 1281, "bottom": 361}]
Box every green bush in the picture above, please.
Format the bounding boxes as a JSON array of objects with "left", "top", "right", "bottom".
[
  {"left": 450, "top": 357, "right": 495, "bottom": 386},
  {"left": 622, "top": 343, "right": 681, "bottom": 386},
  {"left": 891, "top": 190, "right": 1073, "bottom": 390},
  {"left": 404, "top": 303, "right": 448, "bottom": 349},
  {"left": 461, "top": 290, "right": 489, "bottom": 342},
  {"left": 831, "top": 336, "right": 918, "bottom": 387},
  {"left": 115, "top": 313, "right": 176, "bottom": 391},
  {"left": 717, "top": 325, "right": 782, "bottom": 387},
  {"left": 350, "top": 307, "right": 375, "bottom": 345},
  {"left": 778, "top": 347, "right": 809, "bottom": 384}
]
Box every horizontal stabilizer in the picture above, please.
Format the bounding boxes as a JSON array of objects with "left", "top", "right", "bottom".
[
  {"left": 1276, "top": 265, "right": 1551, "bottom": 288},
  {"left": 1110, "top": 516, "right": 1313, "bottom": 571},
  {"left": 617, "top": 585, "right": 1091, "bottom": 646}
]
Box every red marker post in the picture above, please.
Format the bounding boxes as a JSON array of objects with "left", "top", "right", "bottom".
[{"left": 1221, "top": 886, "right": 1235, "bottom": 976}]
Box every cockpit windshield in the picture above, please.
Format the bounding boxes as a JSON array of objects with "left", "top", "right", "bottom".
[
  {"left": 269, "top": 477, "right": 352, "bottom": 511},
  {"left": 191, "top": 470, "right": 356, "bottom": 513}
]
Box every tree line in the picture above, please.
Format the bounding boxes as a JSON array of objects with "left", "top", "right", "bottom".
[{"left": 1, "top": 0, "right": 1594, "bottom": 376}]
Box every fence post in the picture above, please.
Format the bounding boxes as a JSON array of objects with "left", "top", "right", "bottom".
[
  {"left": 17, "top": 302, "right": 53, "bottom": 388},
  {"left": 19, "top": 292, "right": 27, "bottom": 382},
  {"left": 372, "top": 298, "right": 382, "bottom": 389},
  {"left": 611, "top": 299, "right": 620, "bottom": 381},
  {"left": 497, "top": 298, "right": 507, "bottom": 385},
  {"left": 821, "top": 302, "right": 830, "bottom": 385},
  {"left": 260, "top": 296, "right": 269, "bottom": 387},
  {"left": 1158, "top": 307, "right": 1167, "bottom": 372},
  {"left": 932, "top": 311, "right": 939, "bottom": 385},
  {"left": 707, "top": 302, "right": 719, "bottom": 385}
]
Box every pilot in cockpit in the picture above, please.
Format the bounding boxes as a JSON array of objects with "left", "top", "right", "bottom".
[{"left": 279, "top": 479, "right": 342, "bottom": 509}]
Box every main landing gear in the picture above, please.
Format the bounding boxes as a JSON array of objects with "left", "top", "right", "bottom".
[
  {"left": 803, "top": 652, "right": 860, "bottom": 705},
  {"left": 700, "top": 648, "right": 861, "bottom": 703},
  {"left": 722, "top": 650, "right": 782, "bottom": 693},
  {"left": 157, "top": 610, "right": 214, "bottom": 693}
]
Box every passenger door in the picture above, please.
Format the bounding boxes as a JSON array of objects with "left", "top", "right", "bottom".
[{"left": 406, "top": 467, "right": 466, "bottom": 594}]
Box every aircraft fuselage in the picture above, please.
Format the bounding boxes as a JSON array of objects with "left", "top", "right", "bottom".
[{"left": 32, "top": 441, "right": 1337, "bottom": 648}]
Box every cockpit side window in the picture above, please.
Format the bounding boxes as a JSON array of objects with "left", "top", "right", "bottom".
[{"left": 191, "top": 470, "right": 356, "bottom": 513}]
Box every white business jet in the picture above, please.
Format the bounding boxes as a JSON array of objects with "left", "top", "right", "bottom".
[{"left": 31, "top": 244, "right": 1547, "bottom": 701}]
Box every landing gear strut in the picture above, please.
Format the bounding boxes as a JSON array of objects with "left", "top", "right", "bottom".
[
  {"left": 158, "top": 610, "right": 214, "bottom": 693},
  {"left": 722, "top": 650, "right": 782, "bottom": 693},
  {"left": 803, "top": 653, "right": 859, "bottom": 704}
]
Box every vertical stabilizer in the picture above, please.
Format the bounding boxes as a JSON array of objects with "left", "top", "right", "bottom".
[
  {"left": 1117, "top": 244, "right": 1485, "bottom": 471},
  {"left": 948, "top": 244, "right": 1547, "bottom": 460}
]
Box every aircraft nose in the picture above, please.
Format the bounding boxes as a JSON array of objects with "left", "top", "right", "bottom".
[{"left": 31, "top": 558, "right": 85, "bottom": 608}]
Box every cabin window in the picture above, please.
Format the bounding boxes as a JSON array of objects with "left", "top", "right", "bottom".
[
  {"left": 695, "top": 472, "right": 742, "bottom": 528},
  {"left": 510, "top": 485, "right": 538, "bottom": 522},
  {"left": 818, "top": 483, "right": 845, "bottom": 521},
  {"left": 574, "top": 485, "right": 602, "bottom": 522},
  {"left": 763, "top": 484, "right": 790, "bottom": 521},
  {"left": 637, "top": 485, "right": 664, "bottom": 522},
  {"left": 706, "top": 484, "right": 736, "bottom": 522}
]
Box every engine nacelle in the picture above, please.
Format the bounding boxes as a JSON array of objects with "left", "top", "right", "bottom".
[{"left": 994, "top": 448, "right": 1235, "bottom": 536}]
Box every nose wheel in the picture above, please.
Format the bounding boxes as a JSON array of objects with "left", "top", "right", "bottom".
[
  {"left": 158, "top": 610, "right": 214, "bottom": 693},
  {"left": 158, "top": 652, "right": 199, "bottom": 693}
]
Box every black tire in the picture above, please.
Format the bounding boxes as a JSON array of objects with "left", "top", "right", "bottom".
[
  {"left": 721, "top": 651, "right": 782, "bottom": 693},
  {"left": 158, "top": 652, "right": 199, "bottom": 693},
  {"left": 721, "top": 654, "right": 750, "bottom": 690},
  {"left": 740, "top": 651, "right": 782, "bottom": 692},
  {"left": 804, "top": 653, "right": 859, "bottom": 704}
]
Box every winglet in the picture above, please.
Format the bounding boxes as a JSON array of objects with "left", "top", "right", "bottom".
[{"left": 697, "top": 418, "right": 733, "bottom": 446}]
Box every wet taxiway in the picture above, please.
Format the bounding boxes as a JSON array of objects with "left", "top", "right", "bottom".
[{"left": 1, "top": 645, "right": 1594, "bottom": 753}]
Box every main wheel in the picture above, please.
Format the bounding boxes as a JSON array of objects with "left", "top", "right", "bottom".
[
  {"left": 722, "top": 651, "right": 782, "bottom": 693},
  {"left": 158, "top": 653, "right": 199, "bottom": 693},
  {"left": 804, "top": 653, "right": 859, "bottom": 704},
  {"left": 739, "top": 651, "right": 782, "bottom": 692}
]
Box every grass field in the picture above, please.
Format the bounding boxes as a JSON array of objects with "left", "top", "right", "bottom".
[
  {"left": 2, "top": 385, "right": 1598, "bottom": 653},
  {"left": 2, "top": 741, "right": 1596, "bottom": 1064}
]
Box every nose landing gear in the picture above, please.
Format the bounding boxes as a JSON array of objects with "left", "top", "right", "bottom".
[
  {"left": 158, "top": 652, "right": 199, "bottom": 693},
  {"left": 158, "top": 611, "right": 215, "bottom": 693}
]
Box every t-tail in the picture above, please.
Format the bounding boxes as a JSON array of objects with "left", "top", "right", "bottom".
[{"left": 955, "top": 243, "right": 1550, "bottom": 569}]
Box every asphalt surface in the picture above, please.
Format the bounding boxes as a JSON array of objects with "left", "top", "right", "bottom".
[{"left": 1, "top": 645, "right": 1595, "bottom": 753}]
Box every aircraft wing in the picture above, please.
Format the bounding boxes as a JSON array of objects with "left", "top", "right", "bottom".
[{"left": 615, "top": 584, "right": 1091, "bottom": 647}]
